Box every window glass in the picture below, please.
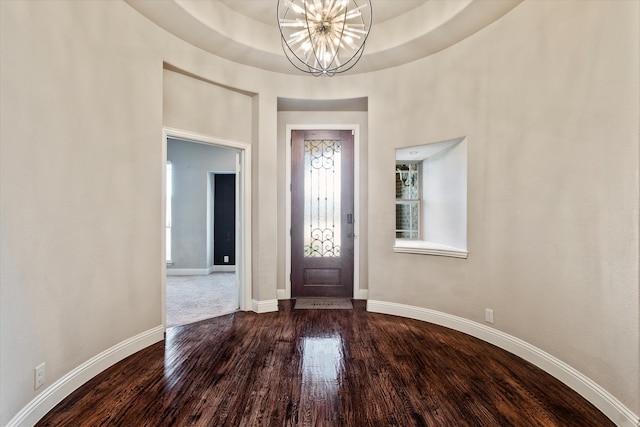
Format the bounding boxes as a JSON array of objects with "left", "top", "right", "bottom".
[{"left": 396, "top": 163, "right": 420, "bottom": 239}]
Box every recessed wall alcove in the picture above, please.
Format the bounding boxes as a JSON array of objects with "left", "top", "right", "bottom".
[{"left": 276, "top": 96, "right": 370, "bottom": 301}]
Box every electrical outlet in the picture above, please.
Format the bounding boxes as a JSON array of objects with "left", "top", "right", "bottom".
[
  {"left": 223, "top": 255, "right": 229, "bottom": 263},
  {"left": 485, "top": 308, "right": 494, "bottom": 324},
  {"left": 34, "top": 363, "right": 45, "bottom": 390}
]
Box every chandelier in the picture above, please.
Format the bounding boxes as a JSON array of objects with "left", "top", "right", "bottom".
[{"left": 277, "top": 0, "right": 372, "bottom": 76}]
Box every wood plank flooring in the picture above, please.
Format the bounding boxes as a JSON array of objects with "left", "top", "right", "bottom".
[{"left": 37, "top": 300, "right": 614, "bottom": 426}]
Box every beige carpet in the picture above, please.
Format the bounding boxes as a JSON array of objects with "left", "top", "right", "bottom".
[
  {"left": 294, "top": 298, "right": 353, "bottom": 310},
  {"left": 166, "top": 273, "right": 237, "bottom": 328}
]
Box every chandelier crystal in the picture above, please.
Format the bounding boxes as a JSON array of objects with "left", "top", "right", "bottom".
[{"left": 277, "top": 0, "right": 372, "bottom": 76}]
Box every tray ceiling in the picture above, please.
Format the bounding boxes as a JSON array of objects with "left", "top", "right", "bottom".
[{"left": 125, "top": 0, "right": 522, "bottom": 75}]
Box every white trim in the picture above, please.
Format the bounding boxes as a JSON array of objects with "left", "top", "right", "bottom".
[
  {"left": 236, "top": 148, "right": 252, "bottom": 313},
  {"left": 211, "top": 265, "right": 236, "bottom": 273},
  {"left": 161, "top": 131, "right": 168, "bottom": 333},
  {"left": 285, "top": 124, "right": 361, "bottom": 299},
  {"left": 162, "top": 127, "right": 252, "bottom": 321},
  {"left": 357, "top": 289, "right": 369, "bottom": 300},
  {"left": 276, "top": 289, "right": 288, "bottom": 300},
  {"left": 166, "top": 268, "right": 210, "bottom": 276},
  {"left": 252, "top": 299, "right": 279, "bottom": 313},
  {"left": 393, "top": 241, "right": 468, "bottom": 258},
  {"left": 7, "top": 326, "right": 164, "bottom": 427},
  {"left": 366, "top": 300, "right": 639, "bottom": 427},
  {"left": 165, "top": 266, "right": 236, "bottom": 275}
]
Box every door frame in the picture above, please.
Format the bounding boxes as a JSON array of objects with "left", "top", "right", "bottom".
[
  {"left": 162, "top": 127, "right": 252, "bottom": 328},
  {"left": 284, "top": 124, "right": 361, "bottom": 299}
]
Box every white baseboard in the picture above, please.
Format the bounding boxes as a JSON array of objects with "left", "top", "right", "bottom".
[
  {"left": 166, "top": 266, "right": 235, "bottom": 276},
  {"left": 166, "top": 268, "right": 209, "bottom": 276},
  {"left": 366, "top": 300, "right": 639, "bottom": 427},
  {"left": 211, "top": 265, "right": 235, "bottom": 273},
  {"left": 252, "top": 299, "right": 279, "bottom": 314},
  {"left": 276, "top": 289, "right": 288, "bottom": 300},
  {"left": 357, "top": 289, "right": 369, "bottom": 300},
  {"left": 7, "top": 326, "right": 165, "bottom": 427}
]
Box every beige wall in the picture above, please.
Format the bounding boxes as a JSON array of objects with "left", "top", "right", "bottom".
[
  {"left": 163, "top": 69, "right": 254, "bottom": 143},
  {"left": 1, "top": 0, "right": 638, "bottom": 425},
  {"left": 0, "top": 1, "right": 165, "bottom": 423},
  {"left": 162, "top": 68, "right": 252, "bottom": 273},
  {"left": 366, "top": 2, "right": 639, "bottom": 417}
]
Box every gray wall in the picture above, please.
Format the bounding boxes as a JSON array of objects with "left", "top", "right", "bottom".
[{"left": 167, "top": 138, "right": 236, "bottom": 269}]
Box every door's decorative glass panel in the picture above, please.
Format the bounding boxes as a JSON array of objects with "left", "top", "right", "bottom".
[{"left": 304, "top": 139, "right": 341, "bottom": 257}]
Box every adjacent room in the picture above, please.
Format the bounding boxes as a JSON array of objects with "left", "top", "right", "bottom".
[{"left": 165, "top": 138, "right": 238, "bottom": 327}]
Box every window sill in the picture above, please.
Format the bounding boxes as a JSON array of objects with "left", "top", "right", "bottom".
[{"left": 393, "top": 240, "right": 468, "bottom": 259}]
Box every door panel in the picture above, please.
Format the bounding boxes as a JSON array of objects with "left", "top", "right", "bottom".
[
  {"left": 292, "top": 130, "right": 354, "bottom": 298},
  {"left": 214, "top": 174, "right": 236, "bottom": 265}
]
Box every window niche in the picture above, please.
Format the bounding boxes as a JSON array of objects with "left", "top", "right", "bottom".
[{"left": 394, "top": 137, "right": 468, "bottom": 258}]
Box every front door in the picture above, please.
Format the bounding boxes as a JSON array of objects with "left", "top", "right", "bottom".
[{"left": 291, "top": 130, "right": 354, "bottom": 298}]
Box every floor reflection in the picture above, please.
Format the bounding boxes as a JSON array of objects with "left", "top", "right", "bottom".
[
  {"left": 163, "top": 316, "right": 236, "bottom": 389},
  {"left": 300, "top": 335, "right": 345, "bottom": 404}
]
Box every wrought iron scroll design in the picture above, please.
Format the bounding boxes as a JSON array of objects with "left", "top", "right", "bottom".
[{"left": 304, "top": 139, "right": 341, "bottom": 258}]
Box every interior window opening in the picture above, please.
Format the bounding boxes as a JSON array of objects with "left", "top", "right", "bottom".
[{"left": 394, "top": 137, "right": 467, "bottom": 258}]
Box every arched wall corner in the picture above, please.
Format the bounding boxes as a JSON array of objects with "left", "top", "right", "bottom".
[
  {"left": 6, "top": 327, "right": 165, "bottom": 427},
  {"left": 366, "top": 300, "right": 640, "bottom": 427},
  {"left": 6, "top": 96, "right": 259, "bottom": 427}
]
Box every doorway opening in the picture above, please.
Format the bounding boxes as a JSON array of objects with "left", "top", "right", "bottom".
[
  {"left": 162, "top": 128, "right": 252, "bottom": 329},
  {"left": 291, "top": 130, "right": 354, "bottom": 298},
  {"left": 285, "top": 125, "right": 361, "bottom": 299}
]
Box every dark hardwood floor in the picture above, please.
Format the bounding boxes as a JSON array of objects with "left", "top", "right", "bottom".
[{"left": 37, "top": 300, "right": 614, "bottom": 426}]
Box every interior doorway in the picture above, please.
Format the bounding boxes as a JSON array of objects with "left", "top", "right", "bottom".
[
  {"left": 165, "top": 138, "right": 236, "bottom": 327},
  {"left": 162, "top": 128, "right": 252, "bottom": 329}
]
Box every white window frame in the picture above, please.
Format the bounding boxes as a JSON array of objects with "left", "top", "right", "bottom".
[{"left": 395, "top": 162, "right": 421, "bottom": 239}]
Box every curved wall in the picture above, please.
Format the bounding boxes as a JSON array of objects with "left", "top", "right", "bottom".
[
  {"left": 363, "top": 3, "right": 640, "bottom": 422},
  {"left": 1, "top": 0, "right": 638, "bottom": 425}
]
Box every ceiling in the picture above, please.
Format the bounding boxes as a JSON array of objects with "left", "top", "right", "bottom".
[
  {"left": 219, "top": 1, "right": 429, "bottom": 26},
  {"left": 125, "top": 0, "right": 523, "bottom": 75}
]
